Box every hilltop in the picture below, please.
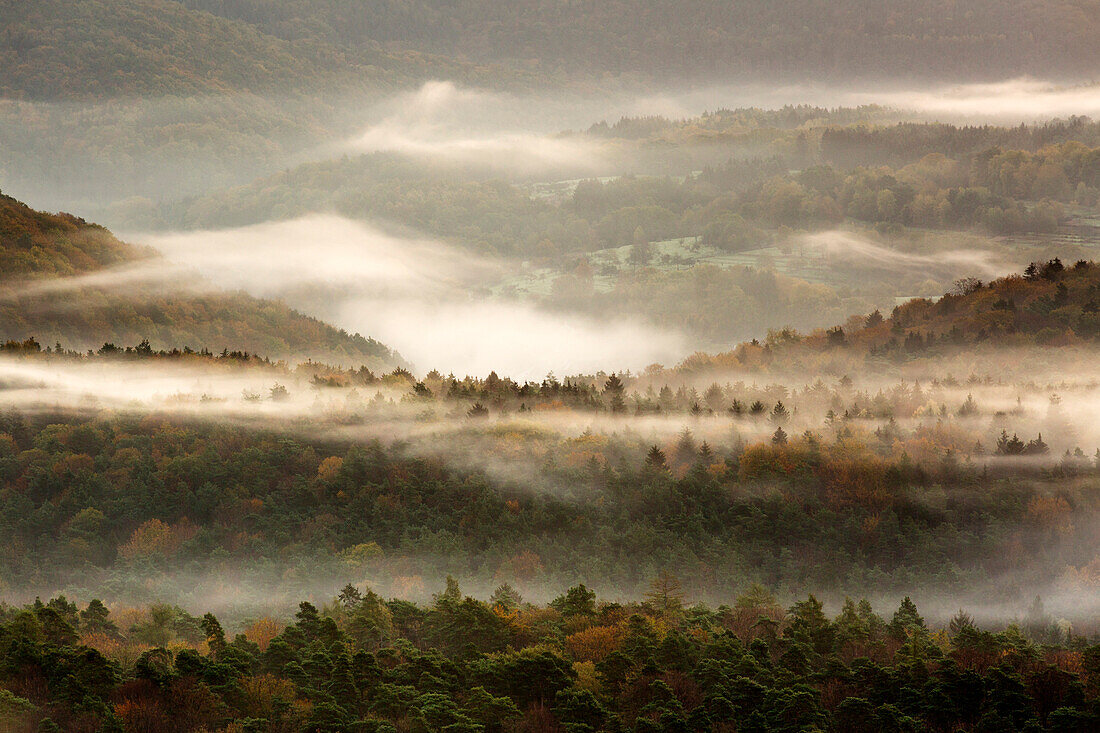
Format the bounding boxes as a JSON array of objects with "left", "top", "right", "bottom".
[
  {"left": 0, "top": 193, "right": 402, "bottom": 367},
  {"left": 844, "top": 258, "right": 1100, "bottom": 352}
]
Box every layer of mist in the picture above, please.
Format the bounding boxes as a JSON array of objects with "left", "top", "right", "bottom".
[
  {"left": 346, "top": 81, "right": 605, "bottom": 176},
  {"left": 1, "top": 215, "right": 688, "bottom": 377},
  {"left": 7, "top": 344, "right": 1100, "bottom": 628},
  {"left": 799, "top": 230, "right": 1013, "bottom": 281}
]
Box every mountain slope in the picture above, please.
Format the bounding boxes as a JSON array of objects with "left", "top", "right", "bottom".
[
  {"left": 0, "top": 192, "right": 145, "bottom": 277},
  {"left": 675, "top": 258, "right": 1100, "bottom": 376},
  {"left": 6, "top": 0, "right": 1099, "bottom": 101},
  {"left": 861, "top": 259, "right": 1100, "bottom": 349},
  {"left": 0, "top": 192, "right": 401, "bottom": 367},
  {"left": 0, "top": 0, "right": 335, "bottom": 98},
  {"left": 178, "top": 0, "right": 1100, "bottom": 82},
  {"left": 0, "top": 0, "right": 487, "bottom": 100},
  {"left": 813, "top": 257, "right": 1100, "bottom": 353}
]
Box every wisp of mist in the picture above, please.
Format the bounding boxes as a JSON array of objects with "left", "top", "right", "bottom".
[{"left": 123, "top": 215, "right": 688, "bottom": 377}]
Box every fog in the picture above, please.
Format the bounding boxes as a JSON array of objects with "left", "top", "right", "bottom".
[
  {"left": 799, "top": 230, "right": 1012, "bottom": 280},
  {"left": 8, "top": 342, "right": 1100, "bottom": 628},
  {"left": 9, "top": 343, "right": 1100, "bottom": 470},
  {"left": 0, "top": 214, "right": 689, "bottom": 377},
  {"left": 347, "top": 81, "right": 604, "bottom": 175},
  {"left": 860, "top": 78, "right": 1100, "bottom": 122},
  {"left": 623, "top": 77, "right": 1100, "bottom": 123},
  {"left": 365, "top": 77, "right": 1100, "bottom": 135},
  {"left": 340, "top": 77, "right": 1100, "bottom": 177},
  {"left": 0, "top": 356, "right": 320, "bottom": 420}
]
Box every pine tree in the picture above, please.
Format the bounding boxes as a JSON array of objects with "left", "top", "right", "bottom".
[
  {"left": 338, "top": 584, "right": 362, "bottom": 609},
  {"left": 888, "top": 597, "right": 925, "bottom": 640},
  {"left": 645, "top": 445, "right": 668, "bottom": 470},
  {"left": 674, "top": 428, "right": 696, "bottom": 462},
  {"left": 490, "top": 583, "right": 523, "bottom": 611},
  {"left": 949, "top": 609, "right": 974, "bottom": 637},
  {"left": 698, "top": 441, "right": 714, "bottom": 462},
  {"left": 604, "top": 374, "right": 626, "bottom": 413}
]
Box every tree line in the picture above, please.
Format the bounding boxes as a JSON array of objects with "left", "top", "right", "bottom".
[{"left": 3, "top": 579, "right": 1100, "bottom": 731}]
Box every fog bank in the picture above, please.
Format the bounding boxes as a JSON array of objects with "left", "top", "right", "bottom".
[{"left": 124, "top": 215, "right": 687, "bottom": 377}]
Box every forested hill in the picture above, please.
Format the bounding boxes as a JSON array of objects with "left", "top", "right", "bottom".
[
  {"left": 683, "top": 259, "right": 1100, "bottom": 372},
  {"left": 5, "top": 0, "right": 1100, "bottom": 100},
  {"left": 801, "top": 259, "right": 1100, "bottom": 356},
  {"left": 857, "top": 259, "right": 1100, "bottom": 350},
  {"left": 0, "top": 0, "right": 484, "bottom": 100},
  {"left": 179, "top": 0, "right": 1100, "bottom": 83},
  {"left": 0, "top": 192, "right": 402, "bottom": 367},
  {"left": 0, "top": 192, "right": 148, "bottom": 277}
]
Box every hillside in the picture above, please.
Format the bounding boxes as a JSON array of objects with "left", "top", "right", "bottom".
[
  {"left": 5, "top": 0, "right": 1100, "bottom": 101},
  {"left": 139, "top": 124, "right": 1100, "bottom": 352},
  {"left": 178, "top": 0, "right": 1100, "bottom": 83},
  {"left": 667, "top": 258, "right": 1100, "bottom": 378},
  {"left": 0, "top": 192, "right": 147, "bottom": 277},
  {"left": 862, "top": 258, "right": 1100, "bottom": 349},
  {"left": 0, "top": 192, "right": 401, "bottom": 367},
  {"left": 849, "top": 259, "right": 1094, "bottom": 351},
  {"left": 0, "top": 0, "right": 487, "bottom": 100}
]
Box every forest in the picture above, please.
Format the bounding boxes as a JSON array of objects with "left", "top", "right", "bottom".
[
  {"left": 6, "top": 246, "right": 1100, "bottom": 731},
  {"left": 0, "top": 0, "right": 490, "bottom": 100},
  {"left": 4, "top": 260, "right": 1100, "bottom": 609},
  {"left": 152, "top": 116, "right": 1100, "bottom": 250},
  {"left": 3, "top": 583, "right": 1100, "bottom": 732}
]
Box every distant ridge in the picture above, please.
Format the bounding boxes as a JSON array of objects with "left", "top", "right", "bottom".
[{"left": 0, "top": 0, "right": 486, "bottom": 100}]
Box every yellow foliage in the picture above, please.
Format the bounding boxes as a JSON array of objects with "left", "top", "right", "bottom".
[
  {"left": 573, "top": 661, "right": 601, "bottom": 693},
  {"left": 118, "top": 518, "right": 197, "bottom": 559},
  {"left": 738, "top": 441, "right": 815, "bottom": 480},
  {"left": 82, "top": 629, "right": 153, "bottom": 668},
  {"left": 930, "top": 628, "right": 952, "bottom": 653},
  {"left": 52, "top": 453, "right": 94, "bottom": 476},
  {"left": 564, "top": 448, "right": 607, "bottom": 468},
  {"left": 510, "top": 607, "right": 562, "bottom": 647},
  {"left": 237, "top": 674, "right": 299, "bottom": 719},
  {"left": 820, "top": 455, "right": 893, "bottom": 510},
  {"left": 495, "top": 550, "right": 544, "bottom": 583},
  {"left": 316, "top": 455, "right": 343, "bottom": 483},
  {"left": 112, "top": 606, "right": 147, "bottom": 632},
  {"left": 243, "top": 618, "right": 283, "bottom": 651},
  {"left": 1058, "top": 556, "right": 1100, "bottom": 590},
  {"left": 341, "top": 542, "right": 384, "bottom": 569},
  {"left": 80, "top": 631, "right": 124, "bottom": 657}
]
